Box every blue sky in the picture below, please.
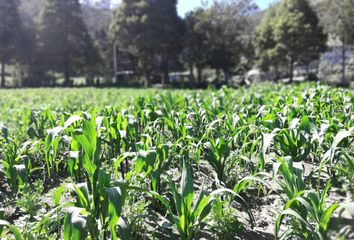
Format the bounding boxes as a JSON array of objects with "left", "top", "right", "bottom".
[
  {"left": 177, "top": 0, "right": 274, "bottom": 16},
  {"left": 109, "top": 0, "right": 274, "bottom": 16}
]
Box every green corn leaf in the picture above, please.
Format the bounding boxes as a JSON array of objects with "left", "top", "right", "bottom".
[
  {"left": 14, "top": 164, "right": 26, "bottom": 183},
  {"left": 259, "top": 131, "right": 277, "bottom": 170},
  {"left": 117, "top": 217, "right": 131, "bottom": 240},
  {"left": 64, "top": 116, "right": 82, "bottom": 129},
  {"left": 82, "top": 118, "right": 97, "bottom": 147},
  {"left": 145, "top": 150, "right": 157, "bottom": 175},
  {"left": 106, "top": 186, "right": 127, "bottom": 240},
  {"left": 73, "top": 134, "right": 96, "bottom": 176},
  {"left": 168, "top": 177, "right": 182, "bottom": 216},
  {"left": 283, "top": 195, "right": 312, "bottom": 226},
  {"left": 44, "top": 126, "right": 64, "bottom": 175},
  {"left": 213, "top": 197, "right": 223, "bottom": 219},
  {"left": 233, "top": 175, "right": 272, "bottom": 193},
  {"left": 63, "top": 213, "right": 71, "bottom": 240},
  {"left": 194, "top": 195, "right": 214, "bottom": 222},
  {"left": 75, "top": 183, "right": 90, "bottom": 209},
  {"left": 306, "top": 192, "right": 321, "bottom": 221},
  {"left": 136, "top": 150, "right": 147, "bottom": 175},
  {"left": 320, "top": 203, "right": 339, "bottom": 232},
  {"left": 64, "top": 207, "right": 87, "bottom": 240},
  {"left": 299, "top": 115, "right": 312, "bottom": 133},
  {"left": 68, "top": 151, "right": 79, "bottom": 176},
  {"left": 115, "top": 153, "right": 135, "bottom": 178},
  {"left": 181, "top": 160, "right": 194, "bottom": 214},
  {"left": 98, "top": 169, "right": 111, "bottom": 189},
  {"left": 0, "top": 220, "right": 24, "bottom": 240},
  {"left": 275, "top": 209, "right": 314, "bottom": 239},
  {"left": 324, "top": 130, "right": 352, "bottom": 165},
  {"left": 106, "top": 186, "right": 127, "bottom": 221},
  {"left": 211, "top": 188, "right": 255, "bottom": 226},
  {"left": 54, "top": 185, "right": 66, "bottom": 205}
]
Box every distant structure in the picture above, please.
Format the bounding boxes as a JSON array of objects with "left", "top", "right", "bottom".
[
  {"left": 321, "top": 46, "right": 353, "bottom": 65},
  {"left": 319, "top": 36, "right": 354, "bottom": 82}
]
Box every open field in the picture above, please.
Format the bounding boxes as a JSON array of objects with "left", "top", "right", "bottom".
[{"left": 0, "top": 83, "right": 353, "bottom": 239}]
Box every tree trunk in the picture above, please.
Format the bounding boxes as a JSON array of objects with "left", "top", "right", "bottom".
[
  {"left": 215, "top": 69, "right": 221, "bottom": 85},
  {"left": 64, "top": 62, "right": 70, "bottom": 86},
  {"left": 181, "top": 75, "right": 185, "bottom": 89},
  {"left": 275, "top": 64, "right": 279, "bottom": 83},
  {"left": 1, "top": 60, "right": 5, "bottom": 88},
  {"left": 162, "top": 64, "right": 169, "bottom": 88},
  {"left": 86, "top": 73, "right": 94, "bottom": 86},
  {"left": 189, "top": 63, "right": 195, "bottom": 88},
  {"left": 341, "top": 41, "right": 347, "bottom": 86},
  {"left": 144, "top": 72, "right": 149, "bottom": 88},
  {"left": 289, "top": 58, "right": 294, "bottom": 83},
  {"left": 223, "top": 69, "right": 229, "bottom": 85},
  {"left": 197, "top": 67, "right": 202, "bottom": 86}
]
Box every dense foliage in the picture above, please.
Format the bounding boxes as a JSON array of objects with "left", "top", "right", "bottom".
[
  {"left": 255, "top": 0, "right": 327, "bottom": 82},
  {"left": 0, "top": 83, "right": 353, "bottom": 239},
  {"left": 38, "top": 0, "right": 100, "bottom": 85},
  {"left": 2, "top": 0, "right": 353, "bottom": 87},
  {"left": 0, "top": 0, "right": 22, "bottom": 87},
  {"left": 317, "top": 0, "right": 354, "bottom": 85},
  {"left": 109, "top": 0, "right": 184, "bottom": 87}
]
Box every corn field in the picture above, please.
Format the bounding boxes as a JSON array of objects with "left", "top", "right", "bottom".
[{"left": 0, "top": 83, "right": 353, "bottom": 240}]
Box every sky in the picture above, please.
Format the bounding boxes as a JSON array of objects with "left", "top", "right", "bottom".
[
  {"left": 177, "top": 0, "right": 273, "bottom": 16},
  {"left": 109, "top": 0, "right": 274, "bottom": 16}
]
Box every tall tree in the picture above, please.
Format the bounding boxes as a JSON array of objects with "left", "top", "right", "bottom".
[
  {"left": 204, "top": 0, "right": 257, "bottom": 84},
  {"left": 318, "top": 0, "right": 354, "bottom": 85},
  {"left": 184, "top": 8, "right": 210, "bottom": 85},
  {"left": 38, "top": 0, "right": 98, "bottom": 85},
  {"left": 255, "top": 4, "right": 286, "bottom": 81},
  {"left": 275, "top": 0, "right": 327, "bottom": 82},
  {"left": 0, "top": 0, "right": 22, "bottom": 88},
  {"left": 154, "top": 0, "right": 184, "bottom": 86},
  {"left": 256, "top": 0, "right": 326, "bottom": 83},
  {"left": 18, "top": 0, "right": 42, "bottom": 87},
  {"left": 110, "top": 0, "right": 184, "bottom": 87}
]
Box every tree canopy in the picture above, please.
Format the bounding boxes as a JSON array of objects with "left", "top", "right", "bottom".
[
  {"left": 110, "top": 0, "right": 184, "bottom": 87},
  {"left": 0, "top": 0, "right": 352, "bottom": 87},
  {"left": 255, "top": 0, "right": 327, "bottom": 82},
  {"left": 204, "top": 0, "right": 257, "bottom": 83},
  {"left": 317, "top": 0, "right": 354, "bottom": 85},
  {"left": 0, "top": 0, "right": 22, "bottom": 87},
  {"left": 38, "top": 0, "right": 99, "bottom": 85}
]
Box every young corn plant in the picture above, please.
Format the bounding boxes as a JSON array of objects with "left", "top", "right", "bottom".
[
  {"left": 274, "top": 157, "right": 339, "bottom": 240},
  {"left": 258, "top": 130, "right": 278, "bottom": 171},
  {"left": 54, "top": 114, "right": 143, "bottom": 239},
  {"left": 275, "top": 116, "right": 314, "bottom": 162},
  {"left": 45, "top": 115, "right": 82, "bottom": 176},
  {"left": 275, "top": 156, "right": 305, "bottom": 200},
  {"left": 319, "top": 129, "right": 353, "bottom": 177},
  {"left": 203, "top": 138, "right": 230, "bottom": 183},
  {"left": 162, "top": 160, "right": 215, "bottom": 239},
  {"left": 0, "top": 220, "right": 23, "bottom": 240},
  {"left": 26, "top": 109, "right": 56, "bottom": 139},
  {"left": 135, "top": 144, "right": 170, "bottom": 193},
  {"left": 334, "top": 149, "right": 354, "bottom": 195},
  {"left": 1, "top": 143, "right": 27, "bottom": 194},
  {"left": 155, "top": 160, "right": 252, "bottom": 240},
  {"left": 275, "top": 182, "right": 339, "bottom": 240},
  {"left": 55, "top": 180, "right": 133, "bottom": 240}
]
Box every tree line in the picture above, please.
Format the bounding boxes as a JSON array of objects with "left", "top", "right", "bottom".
[{"left": 0, "top": 0, "right": 353, "bottom": 88}]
